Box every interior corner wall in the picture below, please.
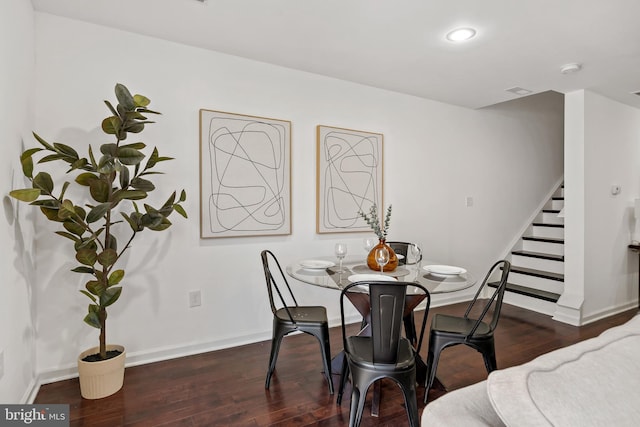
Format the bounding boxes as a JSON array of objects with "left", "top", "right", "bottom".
[
  {"left": 582, "top": 91, "right": 640, "bottom": 321},
  {"left": 564, "top": 89, "right": 640, "bottom": 324},
  {"left": 0, "top": 1, "right": 36, "bottom": 403},
  {"left": 31, "top": 12, "right": 563, "bottom": 379}
]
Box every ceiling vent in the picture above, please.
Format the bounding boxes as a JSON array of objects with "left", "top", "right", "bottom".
[{"left": 505, "top": 87, "right": 533, "bottom": 96}]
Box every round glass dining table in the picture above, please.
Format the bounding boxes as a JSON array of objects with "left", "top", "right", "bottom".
[{"left": 285, "top": 255, "right": 477, "bottom": 294}]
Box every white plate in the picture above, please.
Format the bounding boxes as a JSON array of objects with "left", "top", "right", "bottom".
[
  {"left": 348, "top": 274, "right": 398, "bottom": 282},
  {"left": 299, "top": 259, "right": 335, "bottom": 270},
  {"left": 423, "top": 264, "right": 467, "bottom": 276}
]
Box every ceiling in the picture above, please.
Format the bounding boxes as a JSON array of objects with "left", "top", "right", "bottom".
[{"left": 31, "top": 0, "right": 640, "bottom": 109}]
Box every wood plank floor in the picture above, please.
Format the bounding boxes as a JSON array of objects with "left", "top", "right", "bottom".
[{"left": 35, "top": 303, "right": 638, "bottom": 426}]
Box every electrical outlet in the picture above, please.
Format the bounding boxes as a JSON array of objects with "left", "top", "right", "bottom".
[
  {"left": 189, "top": 290, "right": 201, "bottom": 308},
  {"left": 0, "top": 349, "right": 4, "bottom": 380}
]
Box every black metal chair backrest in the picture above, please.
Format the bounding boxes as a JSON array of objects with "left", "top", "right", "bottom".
[
  {"left": 387, "top": 241, "right": 422, "bottom": 265},
  {"left": 340, "top": 281, "right": 430, "bottom": 364},
  {"left": 463, "top": 259, "right": 511, "bottom": 338},
  {"left": 261, "top": 250, "right": 298, "bottom": 323}
]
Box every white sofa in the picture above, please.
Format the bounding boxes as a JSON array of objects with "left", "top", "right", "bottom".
[{"left": 421, "top": 314, "right": 640, "bottom": 426}]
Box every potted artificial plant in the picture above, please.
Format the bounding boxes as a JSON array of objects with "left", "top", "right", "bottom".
[{"left": 10, "top": 83, "right": 187, "bottom": 399}]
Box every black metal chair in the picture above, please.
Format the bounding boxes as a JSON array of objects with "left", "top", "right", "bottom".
[
  {"left": 423, "top": 259, "right": 511, "bottom": 402},
  {"left": 386, "top": 241, "right": 422, "bottom": 265},
  {"left": 337, "top": 281, "right": 430, "bottom": 427},
  {"left": 261, "top": 250, "right": 333, "bottom": 394}
]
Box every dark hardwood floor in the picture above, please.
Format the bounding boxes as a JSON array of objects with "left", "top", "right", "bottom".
[{"left": 35, "top": 303, "right": 637, "bottom": 426}]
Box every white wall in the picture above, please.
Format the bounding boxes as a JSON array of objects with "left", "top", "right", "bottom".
[
  {"left": 563, "top": 90, "right": 640, "bottom": 324},
  {"left": 0, "top": 0, "right": 36, "bottom": 403},
  {"left": 584, "top": 91, "right": 640, "bottom": 319},
  {"left": 29, "top": 13, "right": 563, "bottom": 380}
]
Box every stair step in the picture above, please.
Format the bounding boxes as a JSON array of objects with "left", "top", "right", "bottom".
[
  {"left": 489, "top": 281, "right": 560, "bottom": 303},
  {"left": 511, "top": 250, "right": 564, "bottom": 262},
  {"left": 507, "top": 266, "right": 564, "bottom": 282},
  {"left": 532, "top": 222, "right": 564, "bottom": 228},
  {"left": 522, "top": 236, "right": 564, "bottom": 245},
  {"left": 552, "top": 197, "right": 564, "bottom": 201},
  {"left": 542, "top": 209, "right": 561, "bottom": 214}
]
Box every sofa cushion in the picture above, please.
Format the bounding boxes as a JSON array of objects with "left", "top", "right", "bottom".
[
  {"left": 487, "top": 314, "right": 640, "bottom": 426},
  {"left": 421, "top": 380, "right": 507, "bottom": 427}
]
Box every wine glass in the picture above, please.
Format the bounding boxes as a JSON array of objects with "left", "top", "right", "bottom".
[
  {"left": 375, "top": 246, "right": 389, "bottom": 274},
  {"left": 363, "top": 237, "right": 376, "bottom": 254},
  {"left": 409, "top": 243, "right": 422, "bottom": 266},
  {"left": 335, "top": 243, "right": 348, "bottom": 273}
]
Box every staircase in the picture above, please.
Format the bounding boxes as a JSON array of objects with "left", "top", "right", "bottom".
[{"left": 490, "top": 184, "right": 565, "bottom": 315}]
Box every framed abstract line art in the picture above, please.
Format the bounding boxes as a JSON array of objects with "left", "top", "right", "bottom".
[
  {"left": 200, "top": 109, "right": 291, "bottom": 238},
  {"left": 316, "top": 125, "right": 383, "bottom": 234}
]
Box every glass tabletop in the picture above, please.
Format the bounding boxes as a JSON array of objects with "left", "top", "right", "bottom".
[{"left": 286, "top": 255, "right": 476, "bottom": 294}]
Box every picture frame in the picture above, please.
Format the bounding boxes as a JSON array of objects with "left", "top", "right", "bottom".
[
  {"left": 316, "top": 125, "right": 383, "bottom": 234},
  {"left": 199, "top": 109, "right": 291, "bottom": 238}
]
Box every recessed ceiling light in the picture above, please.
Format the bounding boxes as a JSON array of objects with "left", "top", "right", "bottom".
[
  {"left": 560, "top": 63, "right": 582, "bottom": 74},
  {"left": 446, "top": 27, "right": 477, "bottom": 42}
]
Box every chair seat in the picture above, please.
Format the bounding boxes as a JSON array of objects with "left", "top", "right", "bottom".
[
  {"left": 345, "top": 336, "right": 416, "bottom": 370},
  {"left": 431, "top": 313, "right": 491, "bottom": 337},
  {"left": 275, "top": 306, "right": 328, "bottom": 325}
]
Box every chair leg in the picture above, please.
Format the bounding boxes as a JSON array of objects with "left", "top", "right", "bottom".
[
  {"left": 481, "top": 343, "right": 497, "bottom": 374},
  {"left": 348, "top": 386, "right": 362, "bottom": 427},
  {"left": 337, "top": 356, "right": 349, "bottom": 404},
  {"left": 265, "top": 332, "right": 285, "bottom": 389},
  {"left": 320, "top": 328, "right": 334, "bottom": 394},
  {"left": 424, "top": 346, "right": 442, "bottom": 403}
]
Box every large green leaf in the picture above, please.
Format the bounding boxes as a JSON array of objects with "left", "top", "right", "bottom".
[
  {"left": 63, "top": 220, "right": 86, "bottom": 237},
  {"left": 38, "top": 153, "right": 66, "bottom": 163},
  {"left": 133, "top": 94, "right": 150, "bottom": 107},
  {"left": 117, "top": 147, "right": 145, "bottom": 165},
  {"left": 9, "top": 189, "right": 40, "bottom": 202},
  {"left": 100, "top": 143, "right": 118, "bottom": 156},
  {"left": 148, "top": 217, "right": 172, "bottom": 231},
  {"left": 58, "top": 200, "right": 76, "bottom": 220},
  {"left": 32, "top": 172, "right": 54, "bottom": 194},
  {"left": 113, "top": 190, "right": 147, "bottom": 202},
  {"left": 108, "top": 269, "right": 125, "bottom": 286},
  {"left": 97, "top": 248, "right": 117, "bottom": 267},
  {"left": 19, "top": 148, "right": 41, "bottom": 178},
  {"left": 84, "top": 280, "right": 105, "bottom": 297},
  {"left": 174, "top": 204, "right": 188, "bottom": 219},
  {"left": 101, "top": 116, "right": 121, "bottom": 135},
  {"left": 72, "top": 266, "right": 95, "bottom": 274},
  {"left": 55, "top": 231, "right": 79, "bottom": 242},
  {"left": 75, "top": 172, "right": 98, "bottom": 186},
  {"left": 124, "top": 122, "right": 145, "bottom": 134},
  {"left": 130, "top": 177, "right": 155, "bottom": 192},
  {"left": 76, "top": 248, "right": 98, "bottom": 266},
  {"left": 115, "top": 83, "right": 135, "bottom": 111},
  {"left": 89, "top": 179, "right": 110, "bottom": 203},
  {"left": 101, "top": 287, "right": 122, "bottom": 307},
  {"left": 83, "top": 309, "right": 101, "bottom": 329},
  {"left": 120, "top": 142, "right": 146, "bottom": 150},
  {"left": 32, "top": 132, "right": 55, "bottom": 150},
  {"left": 119, "top": 165, "right": 130, "bottom": 188},
  {"left": 97, "top": 155, "right": 117, "bottom": 174},
  {"left": 86, "top": 203, "right": 111, "bottom": 223},
  {"left": 79, "top": 290, "right": 97, "bottom": 303},
  {"left": 53, "top": 143, "right": 79, "bottom": 159},
  {"left": 40, "top": 207, "right": 62, "bottom": 222}
]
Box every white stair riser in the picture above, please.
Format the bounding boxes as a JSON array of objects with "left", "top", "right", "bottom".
[
  {"left": 502, "top": 292, "right": 557, "bottom": 316},
  {"left": 541, "top": 212, "right": 564, "bottom": 224},
  {"left": 550, "top": 199, "right": 564, "bottom": 210},
  {"left": 522, "top": 239, "right": 564, "bottom": 255},
  {"left": 511, "top": 255, "right": 564, "bottom": 274},
  {"left": 509, "top": 272, "right": 564, "bottom": 294},
  {"left": 532, "top": 226, "right": 564, "bottom": 239}
]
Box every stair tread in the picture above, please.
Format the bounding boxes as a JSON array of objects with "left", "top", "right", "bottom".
[
  {"left": 509, "top": 266, "right": 564, "bottom": 281},
  {"left": 542, "top": 209, "right": 561, "bottom": 213},
  {"left": 532, "top": 222, "right": 564, "bottom": 228},
  {"left": 489, "top": 281, "right": 560, "bottom": 303},
  {"left": 511, "top": 250, "right": 564, "bottom": 262},
  {"left": 522, "top": 236, "right": 564, "bottom": 244},
  {"left": 552, "top": 197, "right": 564, "bottom": 200}
]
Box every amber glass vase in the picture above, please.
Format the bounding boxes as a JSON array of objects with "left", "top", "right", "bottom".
[{"left": 366, "top": 239, "right": 398, "bottom": 272}]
